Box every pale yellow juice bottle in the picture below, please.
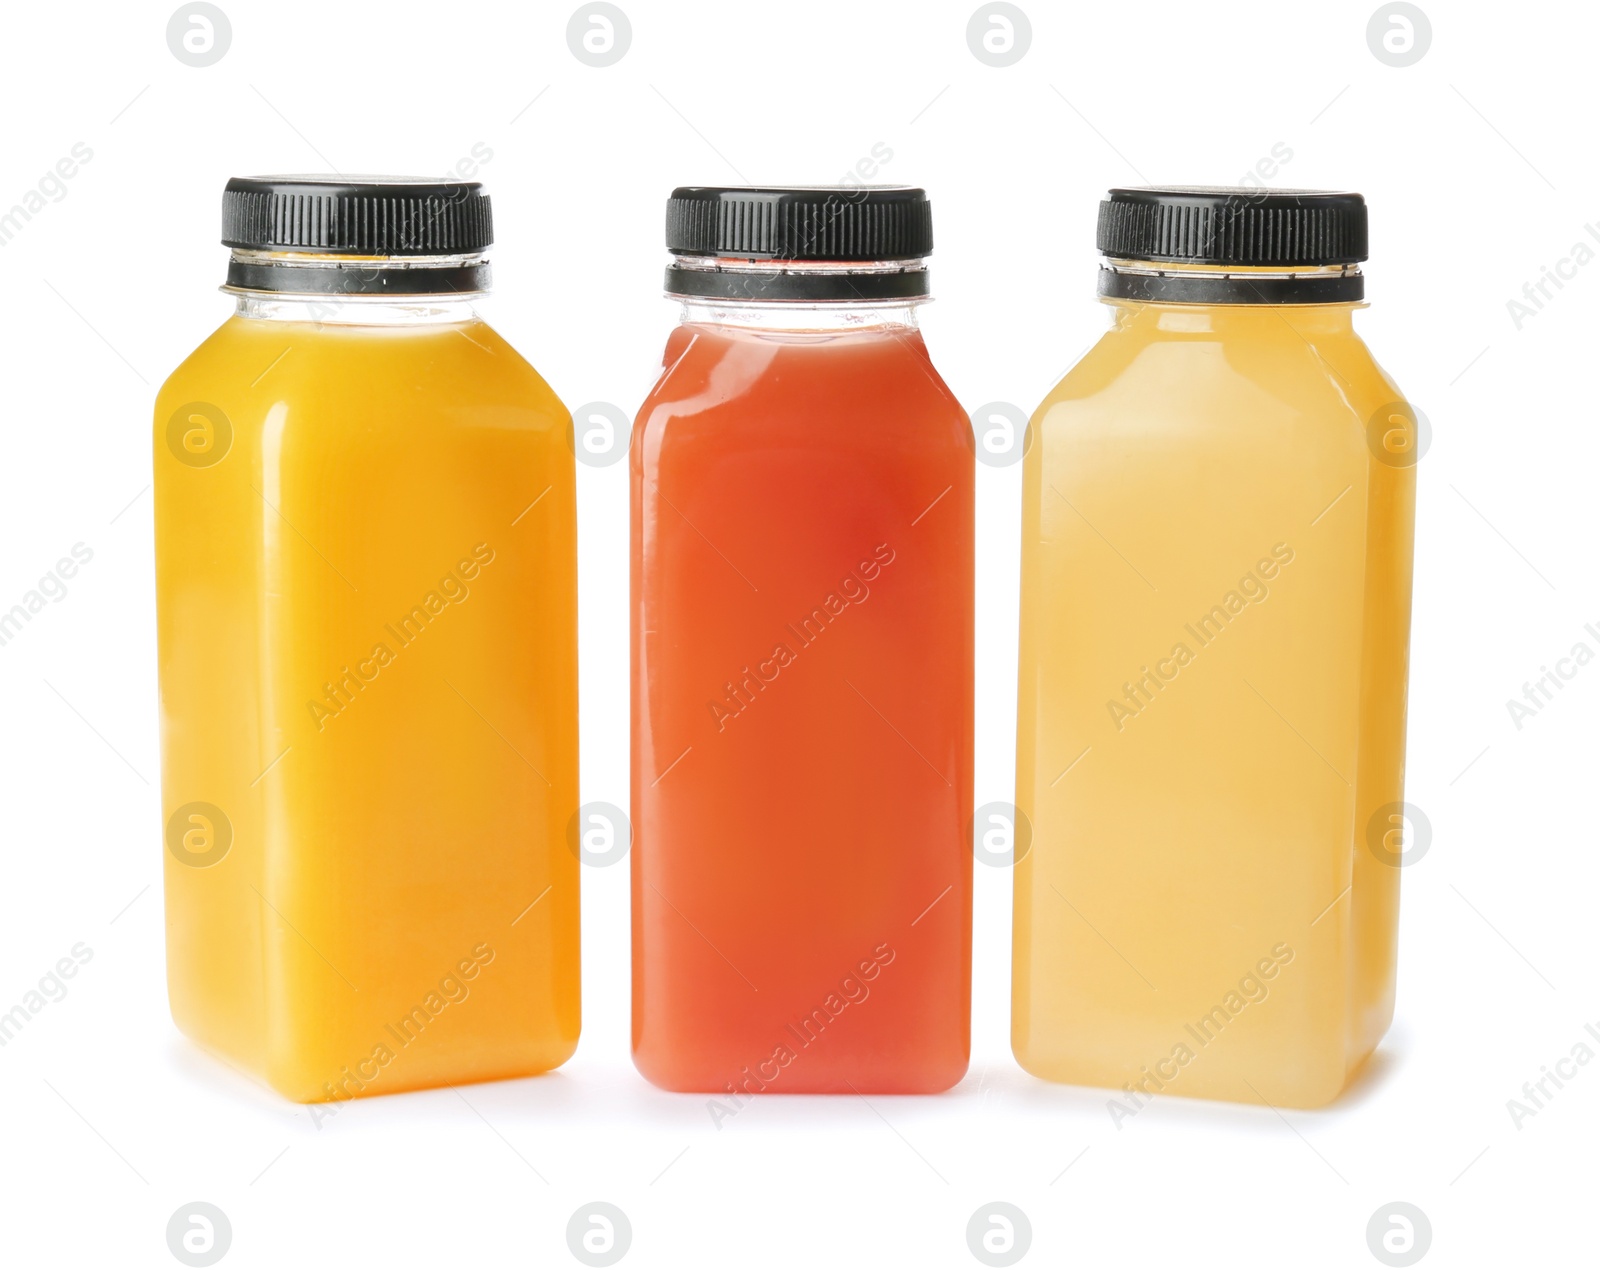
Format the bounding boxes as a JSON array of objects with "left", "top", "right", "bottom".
[
  {"left": 154, "top": 177, "right": 579, "bottom": 1104},
  {"left": 1013, "top": 188, "right": 1417, "bottom": 1110}
]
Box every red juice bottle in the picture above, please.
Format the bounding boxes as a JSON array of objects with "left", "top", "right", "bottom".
[{"left": 631, "top": 186, "right": 974, "bottom": 1095}]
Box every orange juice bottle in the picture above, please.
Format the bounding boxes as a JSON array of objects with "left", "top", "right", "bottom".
[
  {"left": 1014, "top": 188, "right": 1418, "bottom": 1109},
  {"left": 632, "top": 187, "right": 973, "bottom": 1095},
  {"left": 154, "top": 177, "right": 579, "bottom": 1104}
]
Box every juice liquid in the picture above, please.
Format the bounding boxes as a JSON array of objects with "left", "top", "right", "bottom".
[
  {"left": 155, "top": 312, "right": 579, "bottom": 1102},
  {"left": 1014, "top": 299, "right": 1416, "bottom": 1108},
  {"left": 632, "top": 320, "right": 973, "bottom": 1094}
]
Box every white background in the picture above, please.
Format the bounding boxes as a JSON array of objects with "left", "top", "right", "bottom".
[{"left": 0, "top": 0, "right": 1594, "bottom": 1266}]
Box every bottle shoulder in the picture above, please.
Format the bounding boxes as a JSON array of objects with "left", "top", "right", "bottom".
[
  {"left": 156, "top": 315, "right": 567, "bottom": 420},
  {"left": 154, "top": 315, "right": 239, "bottom": 410},
  {"left": 636, "top": 323, "right": 968, "bottom": 433},
  {"left": 1039, "top": 315, "right": 1402, "bottom": 423}
]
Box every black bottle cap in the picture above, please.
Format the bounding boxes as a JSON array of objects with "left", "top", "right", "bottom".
[
  {"left": 664, "top": 186, "right": 933, "bottom": 302},
  {"left": 1096, "top": 187, "right": 1367, "bottom": 305},
  {"left": 221, "top": 175, "right": 492, "bottom": 296}
]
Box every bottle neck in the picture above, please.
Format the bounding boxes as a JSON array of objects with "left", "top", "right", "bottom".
[
  {"left": 223, "top": 247, "right": 489, "bottom": 316},
  {"left": 676, "top": 295, "right": 922, "bottom": 332},
  {"left": 665, "top": 253, "right": 930, "bottom": 306},
  {"left": 666, "top": 255, "right": 928, "bottom": 331},
  {"left": 1106, "top": 297, "right": 1358, "bottom": 336},
  {"left": 230, "top": 292, "right": 480, "bottom": 326},
  {"left": 1098, "top": 258, "right": 1364, "bottom": 306}
]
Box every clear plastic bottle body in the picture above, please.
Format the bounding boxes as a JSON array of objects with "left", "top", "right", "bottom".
[
  {"left": 154, "top": 266, "right": 580, "bottom": 1101},
  {"left": 630, "top": 278, "right": 975, "bottom": 1093},
  {"left": 1013, "top": 284, "right": 1416, "bottom": 1108}
]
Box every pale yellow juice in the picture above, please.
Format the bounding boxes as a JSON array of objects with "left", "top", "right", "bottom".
[{"left": 1014, "top": 275, "right": 1416, "bottom": 1109}]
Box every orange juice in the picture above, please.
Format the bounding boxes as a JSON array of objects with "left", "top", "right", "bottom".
[
  {"left": 1013, "top": 188, "right": 1417, "bottom": 1109},
  {"left": 154, "top": 177, "right": 579, "bottom": 1103}
]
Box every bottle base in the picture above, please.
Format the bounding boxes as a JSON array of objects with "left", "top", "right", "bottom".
[
  {"left": 1012, "top": 1036, "right": 1377, "bottom": 1111},
  {"left": 633, "top": 1043, "right": 968, "bottom": 1097},
  {"left": 173, "top": 1019, "right": 580, "bottom": 1106}
]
